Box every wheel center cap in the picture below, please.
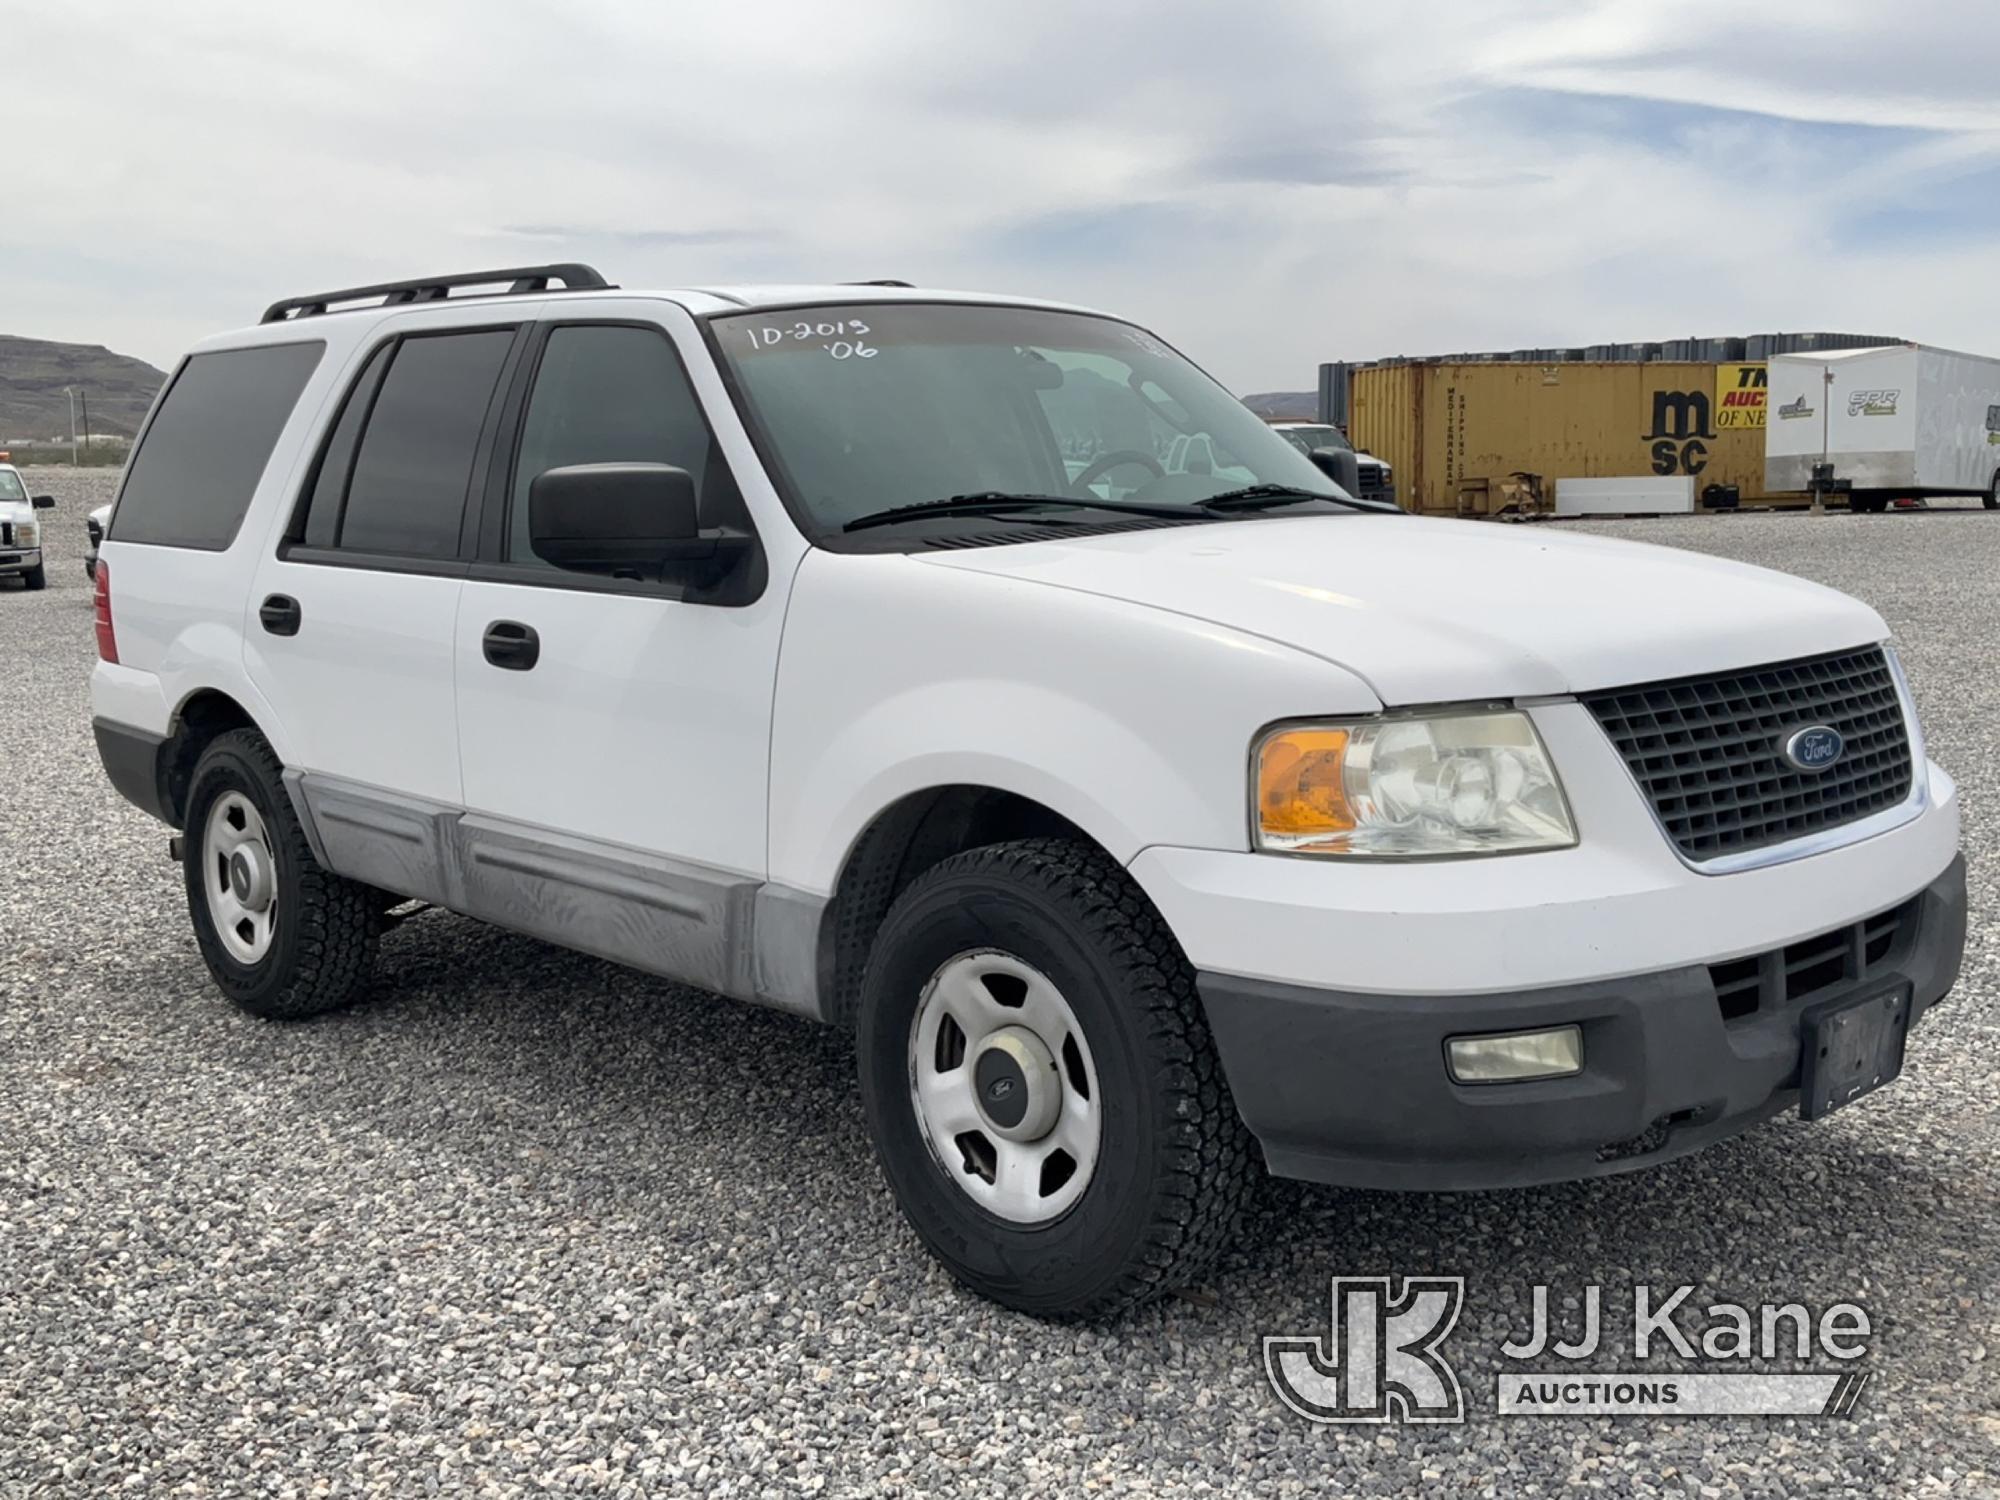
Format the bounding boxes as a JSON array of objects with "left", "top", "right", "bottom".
[
  {"left": 230, "top": 845, "right": 274, "bottom": 911},
  {"left": 970, "top": 1026, "right": 1062, "bottom": 1142}
]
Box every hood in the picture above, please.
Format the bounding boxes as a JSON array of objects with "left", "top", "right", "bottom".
[
  {"left": 0, "top": 499, "right": 31, "bottom": 525},
  {"left": 916, "top": 514, "right": 1885, "bottom": 704}
]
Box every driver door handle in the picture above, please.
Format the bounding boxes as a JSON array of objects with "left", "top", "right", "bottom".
[{"left": 482, "top": 620, "right": 540, "bottom": 671}]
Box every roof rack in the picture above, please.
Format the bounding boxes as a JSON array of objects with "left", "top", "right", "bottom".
[
  {"left": 260, "top": 263, "right": 613, "bottom": 324},
  {"left": 846, "top": 279, "right": 914, "bottom": 288}
]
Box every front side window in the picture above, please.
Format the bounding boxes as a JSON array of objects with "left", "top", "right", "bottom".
[
  {"left": 110, "top": 341, "right": 324, "bottom": 550},
  {"left": 508, "top": 325, "right": 719, "bottom": 565},
  {"left": 712, "top": 303, "right": 1343, "bottom": 537},
  {"left": 333, "top": 329, "right": 513, "bottom": 559}
]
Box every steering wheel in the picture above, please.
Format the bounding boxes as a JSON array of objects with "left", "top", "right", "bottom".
[{"left": 1071, "top": 449, "right": 1166, "bottom": 494}]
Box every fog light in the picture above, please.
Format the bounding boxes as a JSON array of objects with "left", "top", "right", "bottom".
[{"left": 1445, "top": 1025, "right": 1582, "bottom": 1084}]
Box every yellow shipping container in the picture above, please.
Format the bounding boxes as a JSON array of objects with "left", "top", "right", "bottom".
[{"left": 1349, "top": 360, "right": 1791, "bottom": 515}]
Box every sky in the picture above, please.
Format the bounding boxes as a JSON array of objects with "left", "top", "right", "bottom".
[{"left": 8, "top": 0, "right": 2000, "bottom": 393}]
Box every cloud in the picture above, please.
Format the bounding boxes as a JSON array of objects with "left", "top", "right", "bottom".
[
  {"left": 6, "top": 0, "right": 2000, "bottom": 392},
  {"left": 498, "top": 226, "right": 782, "bottom": 248}
]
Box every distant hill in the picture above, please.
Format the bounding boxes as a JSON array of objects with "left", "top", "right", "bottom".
[
  {"left": 0, "top": 335, "right": 167, "bottom": 442},
  {"left": 1241, "top": 390, "right": 1317, "bottom": 421}
]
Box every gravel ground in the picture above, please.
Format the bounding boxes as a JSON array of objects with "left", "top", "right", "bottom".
[{"left": 3, "top": 471, "right": 1996, "bottom": 1496}]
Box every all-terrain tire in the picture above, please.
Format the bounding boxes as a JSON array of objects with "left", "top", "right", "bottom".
[
  {"left": 23, "top": 561, "right": 46, "bottom": 590},
  {"left": 857, "top": 837, "right": 1258, "bottom": 1320},
  {"left": 182, "top": 728, "right": 379, "bottom": 1019}
]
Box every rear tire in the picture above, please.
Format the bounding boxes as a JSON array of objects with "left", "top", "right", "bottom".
[
  {"left": 22, "top": 561, "right": 45, "bottom": 590},
  {"left": 1986, "top": 471, "right": 1998, "bottom": 510},
  {"left": 182, "top": 729, "right": 379, "bottom": 1019},
  {"left": 857, "top": 838, "right": 1257, "bottom": 1320}
]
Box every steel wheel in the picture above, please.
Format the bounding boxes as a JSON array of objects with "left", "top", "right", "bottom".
[
  {"left": 203, "top": 790, "right": 279, "bottom": 965},
  {"left": 908, "top": 948, "right": 1102, "bottom": 1225}
]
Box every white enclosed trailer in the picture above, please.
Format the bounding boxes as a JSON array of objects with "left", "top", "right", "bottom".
[{"left": 1766, "top": 344, "right": 2000, "bottom": 511}]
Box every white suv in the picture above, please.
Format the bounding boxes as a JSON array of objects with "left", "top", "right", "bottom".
[{"left": 91, "top": 266, "right": 1966, "bottom": 1318}]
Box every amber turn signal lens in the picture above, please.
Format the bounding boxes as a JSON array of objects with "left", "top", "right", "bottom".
[{"left": 1257, "top": 728, "right": 1354, "bottom": 837}]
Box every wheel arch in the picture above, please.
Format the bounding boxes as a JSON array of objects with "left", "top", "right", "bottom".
[
  {"left": 157, "top": 688, "right": 274, "bottom": 828},
  {"left": 815, "top": 783, "right": 1116, "bottom": 1030}
]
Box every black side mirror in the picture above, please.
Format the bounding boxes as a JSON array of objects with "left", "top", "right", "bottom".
[
  {"left": 1306, "top": 447, "right": 1361, "bottom": 496},
  {"left": 529, "top": 463, "right": 702, "bottom": 577},
  {"left": 31, "top": 494, "right": 55, "bottom": 510}
]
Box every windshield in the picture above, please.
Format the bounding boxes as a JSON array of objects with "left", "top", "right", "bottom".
[
  {"left": 713, "top": 303, "right": 1344, "bottom": 534},
  {"left": 0, "top": 470, "right": 25, "bottom": 503},
  {"left": 1275, "top": 424, "right": 1352, "bottom": 456}
]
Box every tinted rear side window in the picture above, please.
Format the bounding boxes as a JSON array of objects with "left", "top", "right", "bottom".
[
  {"left": 110, "top": 342, "right": 324, "bottom": 550},
  {"left": 293, "top": 341, "right": 391, "bottom": 550},
  {"left": 338, "top": 330, "right": 513, "bottom": 558}
]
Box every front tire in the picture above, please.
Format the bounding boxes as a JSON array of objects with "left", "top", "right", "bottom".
[
  {"left": 857, "top": 838, "right": 1257, "bottom": 1319},
  {"left": 1986, "top": 471, "right": 1999, "bottom": 510},
  {"left": 182, "top": 729, "right": 379, "bottom": 1019},
  {"left": 23, "top": 561, "right": 46, "bottom": 590}
]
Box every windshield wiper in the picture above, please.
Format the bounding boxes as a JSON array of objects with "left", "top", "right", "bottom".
[
  {"left": 1196, "top": 484, "right": 1379, "bottom": 513},
  {"left": 842, "top": 492, "right": 1198, "bottom": 534}
]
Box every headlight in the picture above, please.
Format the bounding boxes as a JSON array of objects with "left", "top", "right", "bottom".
[
  {"left": 1254, "top": 709, "right": 1577, "bottom": 857},
  {"left": 15, "top": 520, "right": 37, "bottom": 547}
]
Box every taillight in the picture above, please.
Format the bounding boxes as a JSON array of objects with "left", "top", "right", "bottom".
[{"left": 93, "top": 561, "right": 118, "bottom": 663}]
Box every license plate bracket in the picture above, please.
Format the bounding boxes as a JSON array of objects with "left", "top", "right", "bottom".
[{"left": 1799, "top": 987, "right": 1910, "bottom": 1121}]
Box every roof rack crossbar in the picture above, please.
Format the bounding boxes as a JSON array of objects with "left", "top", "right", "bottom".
[{"left": 260, "top": 263, "right": 613, "bottom": 323}]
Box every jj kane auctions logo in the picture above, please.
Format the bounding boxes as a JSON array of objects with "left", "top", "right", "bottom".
[{"left": 1265, "top": 1278, "right": 1873, "bottom": 1421}]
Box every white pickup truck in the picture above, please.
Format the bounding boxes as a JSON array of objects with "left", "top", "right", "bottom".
[
  {"left": 1268, "top": 420, "right": 1396, "bottom": 506},
  {"left": 90, "top": 267, "right": 1965, "bottom": 1318},
  {"left": 0, "top": 462, "right": 55, "bottom": 590}
]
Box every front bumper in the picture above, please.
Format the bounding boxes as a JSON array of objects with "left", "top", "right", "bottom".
[
  {"left": 1198, "top": 854, "right": 1966, "bottom": 1190},
  {"left": 0, "top": 547, "right": 43, "bottom": 574}
]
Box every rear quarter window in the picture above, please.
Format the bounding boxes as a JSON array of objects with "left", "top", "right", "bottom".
[{"left": 110, "top": 341, "right": 325, "bottom": 550}]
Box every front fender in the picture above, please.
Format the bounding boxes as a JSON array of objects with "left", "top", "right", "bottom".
[{"left": 767, "top": 552, "right": 1379, "bottom": 893}]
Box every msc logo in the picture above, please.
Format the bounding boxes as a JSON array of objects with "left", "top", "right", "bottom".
[
  {"left": 1643, "top": 389, "right": 1713, "bottom": 476},
  {"left": 1264, "top": 1277, "right": 1465, "bottom": 1423}
]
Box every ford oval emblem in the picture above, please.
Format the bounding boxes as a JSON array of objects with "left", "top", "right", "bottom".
[{"left": 1783, "top": 725, "right": 1845, "bottom": 773}]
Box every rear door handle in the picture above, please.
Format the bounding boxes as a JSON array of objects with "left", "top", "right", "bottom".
[
  {"left": 482, "top": 620, "right": 540, "bottom": 671},
  {"left": 259, "top": 594, "right": 302, "bottom": 636}
]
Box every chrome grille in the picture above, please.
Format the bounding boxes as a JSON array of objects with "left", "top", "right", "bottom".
[{"left": 1583, "top": 646, "right": 1913, "bottom": 862}]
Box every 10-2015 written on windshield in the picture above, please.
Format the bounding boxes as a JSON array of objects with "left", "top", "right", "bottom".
[{"left": 734, "top": 319, "right": 879, "bottom": 360}]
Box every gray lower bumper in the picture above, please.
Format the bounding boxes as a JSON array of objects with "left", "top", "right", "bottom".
[
  {"left": 94, "top": 718, "right": 169, "bottom": 823},
  {"left": 1197, "top": 853, "right": 1967, "bottom": 1191}
]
